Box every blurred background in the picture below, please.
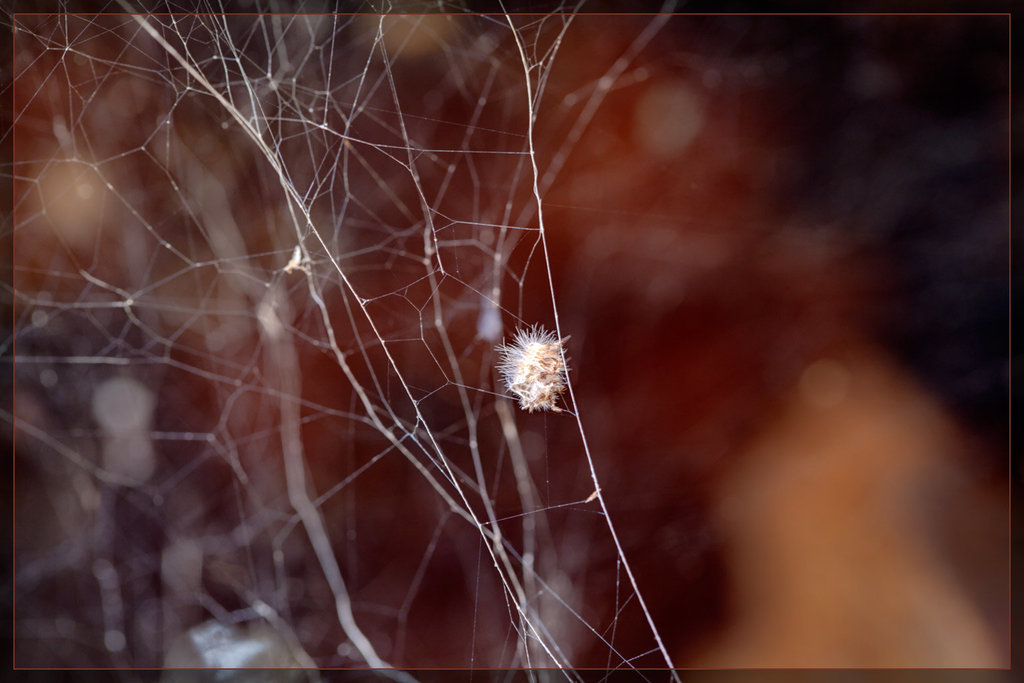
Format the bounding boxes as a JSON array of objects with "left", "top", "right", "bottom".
[
  {"left": 538, "top": 12, "right": 1010, "bottom": 667},
  {"left": 4, "top": 4, "right": 1011, "bottom": 674}
]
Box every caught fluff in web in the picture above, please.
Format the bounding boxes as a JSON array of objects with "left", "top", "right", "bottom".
[{"left": 496, "top": 325, "right": 570, "bottom": 413}]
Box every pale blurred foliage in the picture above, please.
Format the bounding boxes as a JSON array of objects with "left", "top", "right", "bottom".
[{"left": 701, "top": 350, "right": 1004, "bottom": 666}]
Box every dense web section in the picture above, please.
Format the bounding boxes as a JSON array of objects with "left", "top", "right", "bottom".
[{"left": 9, "top": 8, "right": 680, "bottom": 672}]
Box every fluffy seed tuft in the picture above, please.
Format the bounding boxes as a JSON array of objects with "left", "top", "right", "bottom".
[{"left": 495, "top": 325, "right": 570, "bottom": 413}]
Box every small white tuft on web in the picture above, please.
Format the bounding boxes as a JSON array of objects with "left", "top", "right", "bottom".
[{"left": 495, "top": 325, "right": 570, "bottom": 413}]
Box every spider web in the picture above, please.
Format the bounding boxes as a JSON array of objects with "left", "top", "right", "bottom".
[{"left": 8, "top": 4, "right": 683, "bottom": 673}]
